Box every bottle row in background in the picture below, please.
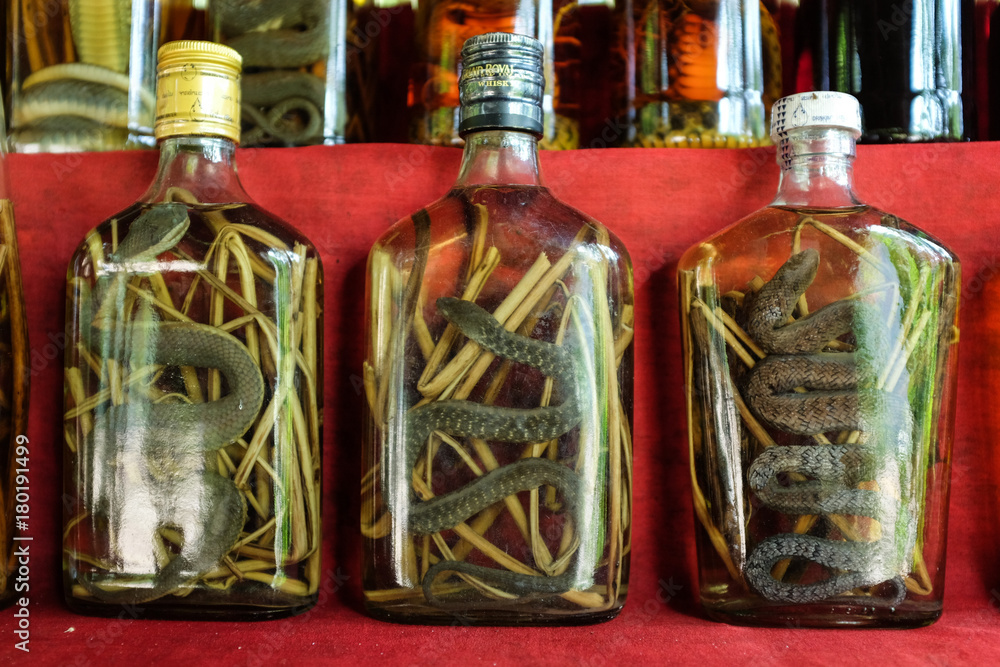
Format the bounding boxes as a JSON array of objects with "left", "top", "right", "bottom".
[
  {"left": 0, "top": 31, "right": 963, "bottom": 629},
  {"left": 5, "top": 0, "right": 346, "bottom": 151},
  {"left": 9, "top": 0, "right": 1000, "bottom": 151}
]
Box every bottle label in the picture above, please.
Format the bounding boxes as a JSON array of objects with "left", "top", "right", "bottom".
[{"left": 155, "top": 63, "right": 241, "bottom": 143}]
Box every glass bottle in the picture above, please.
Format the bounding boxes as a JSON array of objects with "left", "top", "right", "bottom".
[
  {"left": 210, "top": 0, "right": 348, "bottom": 146},
  {"left": 622, "top": 0, "right": 782, "bottom": 148},
  {"left": 788, "top": 0, "right": 966, "bottom": 143},
  {"left": 0, "top": 98, "right": 31, "bottom": 610},
  {"left": 363, "top": 33, "right": 634, "bottom": 624},
  {"left": 679, "top": 91, "right": 960, "bottom": 626},
  {"left": 62, "top": 41, "right": 323, "bottom": 619},
  {"left": 408, "top": 0, "right": 590, "bottom": 149},
  {"left": 8, "top": 0, "right": 174, "bottom": 152}
]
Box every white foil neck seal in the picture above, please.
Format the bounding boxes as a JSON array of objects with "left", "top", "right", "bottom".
[{"left": 771, "top": 92, "right": 862, "bottom": 167}]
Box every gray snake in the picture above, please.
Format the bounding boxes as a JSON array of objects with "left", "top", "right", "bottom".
[
  {"left": 740, "top": 249, "right": 906, "bottom": 604},
  {"left": 396, "top": 297, "right": 585, "bottom": 602},
  {"left": 78, "top": 203, "right": 265, "bottom": 604},
  {"left": 216, "top": 0, "right": 330, "bottom": 146}
]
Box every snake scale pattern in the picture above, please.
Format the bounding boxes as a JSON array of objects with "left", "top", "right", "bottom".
[
  {"left": 740, "top": 249, "right": 906, "bottom": 604},
  {"left": 400, "top": 297, "right": 585, "bottom": 603},
  {"left": 79, "top": 204, "right": 265, "bottom": 604}
]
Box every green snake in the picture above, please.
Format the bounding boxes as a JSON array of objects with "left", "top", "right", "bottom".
[
  {"left": 78, "top": 203, "right": 265, "bottom": 604},
  {"left": 216, "top": 0, "right": 330, "bottom": 146},
  {"left": 740, "top": 249, "right": 907, "bottom": 604},
  {"left": 395, "top": 297, "right": 585, "bottom": 603}
]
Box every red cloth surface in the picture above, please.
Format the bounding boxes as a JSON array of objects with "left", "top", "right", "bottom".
[{"left": 1, "top": 143, "right": 999, "bottom": 665}]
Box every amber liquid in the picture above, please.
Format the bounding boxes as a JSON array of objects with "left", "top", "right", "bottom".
[
  {"left": 63, "top": 202, "right": 323, "bottom": 619},
  {"left": 679, "top": 205, "right": 959, "bottom": 626},
  {"left": 624, "top": 0, "right": 780, "bottom": 148},
  {"left": 408, "top": 0, "right": 591, "bottom": 149},
  {"left": 362, "top": 185, "right": 634, "bottom": 624}
]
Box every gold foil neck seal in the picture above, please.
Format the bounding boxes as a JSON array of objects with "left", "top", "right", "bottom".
[{"left": 155, "top": 40, "right": 243, "bottom": 143}]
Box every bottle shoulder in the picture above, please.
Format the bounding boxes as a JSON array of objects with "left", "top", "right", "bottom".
[
  {"left": 372, "top": 185, "right": 632, "bottom": 270},
  {"left": 69, "top": 201, "right": 321, "bottom": 280},
  {"left": 679, "top": 204, "right": 959, "bottom": 274}
]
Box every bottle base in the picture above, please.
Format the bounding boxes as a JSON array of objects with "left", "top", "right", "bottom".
[
  {"left": 364, "top": 600, "right": 625, "bottom": 627},
  {"left": 702, "top": 598, "right": 942, "bottom": 628},
  {"left": 65, "top": 595, "right": 316, "bottom": 621}
]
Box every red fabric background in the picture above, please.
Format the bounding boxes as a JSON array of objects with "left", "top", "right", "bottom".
[{"left": 1, "top": 143, "right": 999, "bottom": 665}]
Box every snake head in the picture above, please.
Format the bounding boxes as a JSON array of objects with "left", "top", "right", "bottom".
[
  {"left": 776, "top": 248, "right": 820, "bottom": 289},
  {"left": 112, "top": 203, "right": 191, "bottom": 264},
  {"left": 436, "top": 297, "right": 495, "bottom": 340}
]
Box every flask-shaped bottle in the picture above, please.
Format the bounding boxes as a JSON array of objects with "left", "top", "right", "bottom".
[
  {"left": 679, "top": 91, "right": 960, "bottom": 626},
  {"left": 63, "top": 41, "right": 323, "bottom": 619},
  {"left": 363, "top": 33, "right": 634, "bottom": 624}
]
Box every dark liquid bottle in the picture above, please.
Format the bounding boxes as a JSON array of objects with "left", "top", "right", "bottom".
[
  {"left": 363, "top": 33, "right": 634, "bottom": 624},
  {"left": 679, "top": 92, "right": 960, "bottom": 626},
  {"left": 789, "top": 0, "right": 967, "bottom": 142},
  {"left": 62, "top": 41, "right": 323, "bottom": 619}
]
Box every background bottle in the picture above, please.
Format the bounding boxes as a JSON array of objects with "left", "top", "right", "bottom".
[
  {"left": 407, "top": 0, "right": 601, "bottom": 149},
  {"left": 209, "top": 0, "right": 349, "bottom": 146},
  {"left": 679, "top": 91, "right": 960, "bottom": 626},
  {"left": 8, "top": 0, "right": 169, "bottom": 151},
  {"left": 620, "top": 0, "right": 782, "bottom": 148},
  {"left": 362, "top": 33, "right": 634, "bottom": 624},
  {"left": 0, "top": 93, "right": 31, "bottom": 610},
  {"left": 786, "top": 0, "right": 967, "bottom": 142},
  {"left": 62, "top": 41, "right": 323, "bottom": 619}
]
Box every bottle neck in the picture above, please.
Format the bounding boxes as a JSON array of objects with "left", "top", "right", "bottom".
[
  {"left": 771, "top": 127, "right": 861, "bottom": 209},
  {"left": 140, "top": 135, "right": 250, "bottom": 204},
  {"left": 454, "top": 130, "right": 542, "bottom": 188}
]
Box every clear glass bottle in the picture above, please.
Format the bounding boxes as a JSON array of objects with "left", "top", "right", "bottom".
[
  {"left": 679, "top": 91, "right": 960, "bottom": 626},
  {"left": 622, "top": 0, "right": 782, "bottom": 148},
  {"left": 8, "top": 0, "right": 177, "bottom": 152},
  {"left": 788, "top": 0, "right": 966, "bottom": 143},
  {"left": 210, "top": 0, "right": 348, "bottom": 146},
  {"left": 362, "top": 33, "right": 634, "bottom": 624},
  {"left": 0, "top": 100, "right": 31, "bottom": 610},
  {"left": 62, "top": 41, "right": 323, "bottom": 619}
]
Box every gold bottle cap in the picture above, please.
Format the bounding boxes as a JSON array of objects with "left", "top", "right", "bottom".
[{"left": 155, "top": 40, "right": 243, "bottom": 143}]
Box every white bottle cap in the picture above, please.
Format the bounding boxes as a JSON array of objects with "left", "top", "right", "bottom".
[{"left": 770, "top": 91, "right": 862, "bottom": 142}]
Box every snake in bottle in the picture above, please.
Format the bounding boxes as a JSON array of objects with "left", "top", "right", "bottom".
[
  {"left": 739, "top": 248, "right": 908, "bottom": 604},
  {"left": 77, "top": 203, "right": 265, "bottom": 604},
  {"left": 387, "top": 297, "right": 588, "bottom": 603}
]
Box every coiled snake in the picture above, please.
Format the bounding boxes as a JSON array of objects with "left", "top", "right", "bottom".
[
  {"left": 78, "top": 203, "right": 265, "bottom": 604},
  {"left": 395, "top": 297, "right": 585, "bottom": 602},
  {"left": 740, "top": 249, "right": 907, "bottom": 604}
]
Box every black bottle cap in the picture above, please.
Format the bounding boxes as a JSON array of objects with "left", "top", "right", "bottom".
[{"left": 458, "top": 33, "right": 544, "bottom": 137}]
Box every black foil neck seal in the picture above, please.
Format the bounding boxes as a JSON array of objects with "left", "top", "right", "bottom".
[{"left": 459, "top": 33, "right": 544, "bottom": 137}]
